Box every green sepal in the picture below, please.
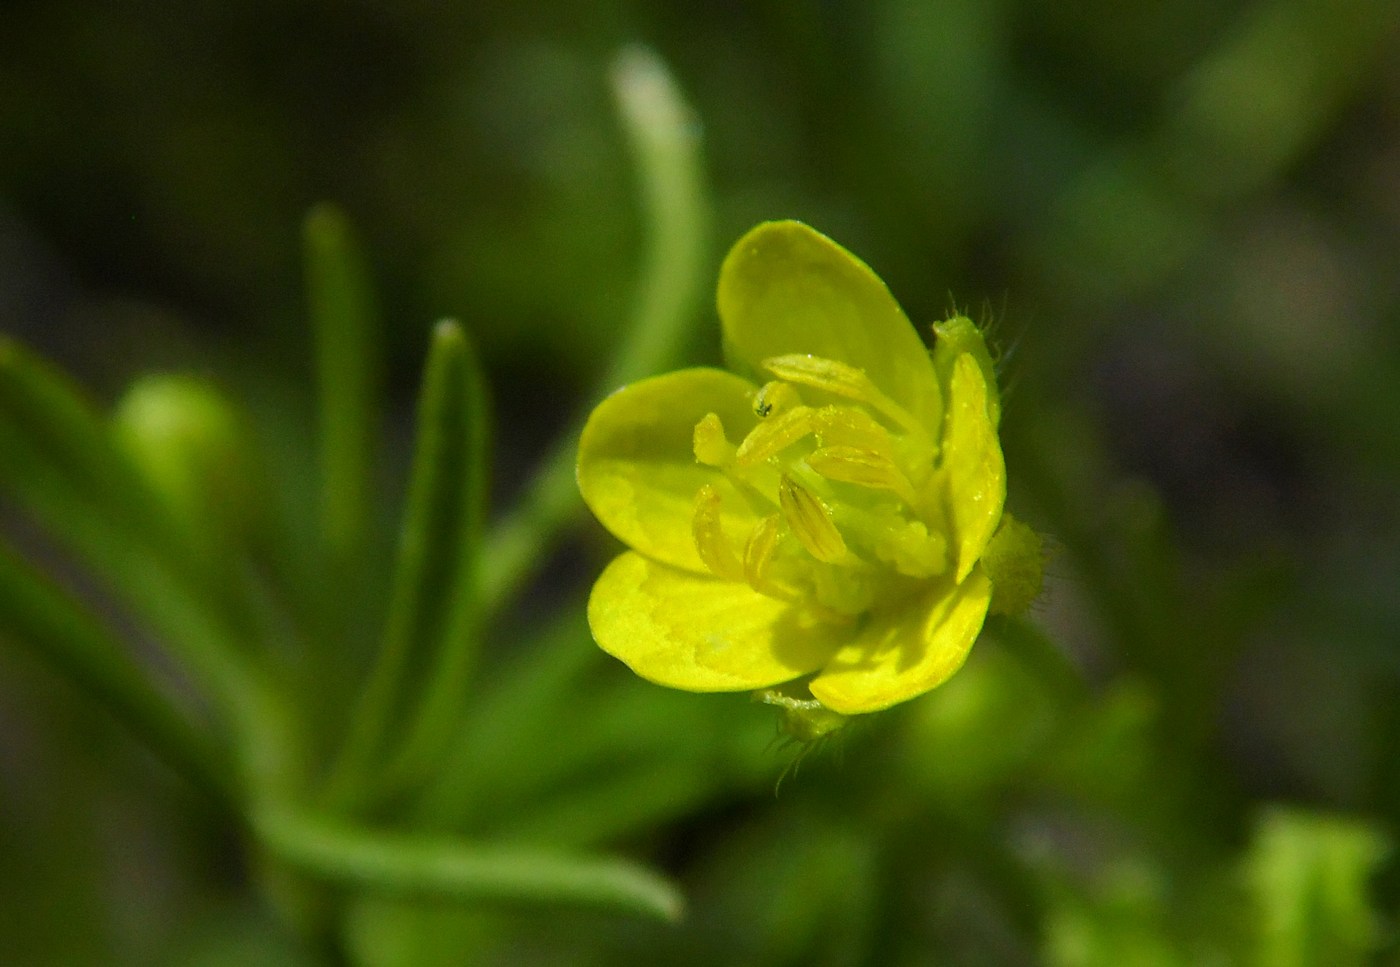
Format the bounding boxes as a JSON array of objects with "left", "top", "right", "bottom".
[
  {"left": 982, "top": 513, "right": 1046, "bottom": 616},
  {"left": 933, "top": 315, "right": 1000, "bottom": 428},
  {"left": 756, "top": 682, "right": 849, "bottom": 743}
]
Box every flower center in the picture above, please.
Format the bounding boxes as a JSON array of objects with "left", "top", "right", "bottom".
[{"left": 690, "top": 355, "right": 950, "bottom": 619}]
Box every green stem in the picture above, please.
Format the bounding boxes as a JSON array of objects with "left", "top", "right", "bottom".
[
  {"left": 476, "top": 45, "right": 711, "bottom": 618},
  {"left": 252, "top": 802, "right": 684, "bottom": 922}
]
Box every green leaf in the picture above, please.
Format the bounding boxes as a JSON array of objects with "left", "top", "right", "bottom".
[
  {"left": 0, "top": 537, "right": 236, "bottom": 807},
  {"left": 0, "top": 337, "right": 184, "bottom": 560},
  {"left": 0, "top": 339, "right": 299, "bottom": 792},
  {"left": 0, "top": 342, "right": 248, "bottom": 700},
  {"left": 327, "top": 320, "right": 489, "bottom": 809},
  {"left": 251, "top": 803, "right": 684, "bottom": 923},
  {"left": 305, "top": 203, "right": 383, "bottom": 564},
  {"left": 1243, "top": 807, "right": 1389, "bottom": 967}
]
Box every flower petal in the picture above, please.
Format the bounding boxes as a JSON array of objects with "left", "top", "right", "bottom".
[
  {"left": 808, "top": 567, "right": 991, "bottom": 714},
  {"left": 588, "top": 552, "right": 848, "bottom": 691},
  {"left": 578, "top": 368, "right": 761, "bottom": 573},
  {"left": 944, "top": 354, "right": 1006, "bottom": 581},
  {"left": 717, "top": 221, "right": 941, "bottom": 432}
]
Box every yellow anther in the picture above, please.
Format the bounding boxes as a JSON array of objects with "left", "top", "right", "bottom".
[
  {"left": 762, "top": 354, "right": 924, "bottom": 436},
  {"left": 752, "top": 380, "right": 803, "bottom": 419},
  {"left": 778, "top": 473, "right": 848, "bottom": 564},
  {"left": 734, "top": 405, "right": 816, "bottom": 467},
  {"left": 692, "top": 412, "right": 735, "bottom": 467},
  {"left": 743, "top": 513, "right": 792, "bottom": 600},
  {"left": 805, "top": 446, "right": 920, "bottom": 507},
  {"left": 691, "top": 485, "right": 744, "bottom": 580},
  {"left": 812, "top": 405, "right": 895, "bottom": 454}
]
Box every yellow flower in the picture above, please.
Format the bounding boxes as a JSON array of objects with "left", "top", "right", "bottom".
[{"left": 578, "top": 221, "right": 1031, "bottom": 719}]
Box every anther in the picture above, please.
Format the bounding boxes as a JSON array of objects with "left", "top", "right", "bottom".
[
  {"left": 805, "top": 446, "right": 920, "bottom": 507},
  {"left": 691, "top": 485, "right": 744, "bottom": 580},
  {"left": 762, "top": 354, "right": 925, "bottom": 437},
  {"left": 692, "top": 412, "right": 735, "bottom": 467},
  {"left": 735, "top": 405, "right": 816, "bottom": 467},
  {"left": 778, "top": 473, "right": 848, "bottom": 564},
  {"left": 743, "top": 513, "right": 793, "bottom": 600},
  {"left": 752, "top": 381, "right": 802, "bottom": 419},
  {"left": 812, "top": 405, "right": 895, "bottom": 454}
]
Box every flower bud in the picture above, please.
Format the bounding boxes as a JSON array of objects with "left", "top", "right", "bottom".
[{"left": 112, "top": 374, "right": 259, "bottom": 538}]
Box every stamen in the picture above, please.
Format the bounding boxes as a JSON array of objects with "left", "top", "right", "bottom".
[
  {"left": 779, "top": 473, "right": 848, "bottom": 563},
  {"left": 691, "top": 485, "right": 744, "bottom": 580},
  {"left": 692, "top": 412, "right": 735, "bottom": 467},
  {"left": 805, "top": 446, "right": 920, "bottom": 507},
  {"left": 752, "top": 381, "right": 802, "bottom": 419},
  {"left": 812, "top": 405, "right": 895, "bottom": 454},
  {"left": 743, "top": 513, "right": 794, "bottom": 600},
  {"left": 762, "top": 354, "right": 925, "bottom": 437},
  {"left": 735, "top": 405, "right": 816, "bottom": 467}
]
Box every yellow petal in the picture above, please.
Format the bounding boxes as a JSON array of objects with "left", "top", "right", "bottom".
[
  {"left": 588, "top": 552, "right": 847, "bottom": 691},
  {"left": 717, "top": 221, "right": 941, "bottom": 433},
  {"left": 944, "top": 354, "right": 1006, "bottom": 581},
  {"left": 808, "top": 567, "right": 991, "bottom": 714},
  {"left": 578, "top": 368, "right": 761, "bottom": 573}
]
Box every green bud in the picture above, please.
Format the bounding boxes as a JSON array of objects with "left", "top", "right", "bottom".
[{"left": 112, "top": 375, "right": 257, "bottom": 535}]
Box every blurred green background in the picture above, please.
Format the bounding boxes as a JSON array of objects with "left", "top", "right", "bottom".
[{"left": 3, "top": 0, "right": 1400, "bottom": 964}]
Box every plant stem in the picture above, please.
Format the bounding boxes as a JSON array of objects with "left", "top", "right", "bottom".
[{"left": 476, "top": 45, "right": 711, "bottom": 618}]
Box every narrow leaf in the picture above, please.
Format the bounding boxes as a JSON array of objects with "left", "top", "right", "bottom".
[
  {"left": 328, "top": 320, "right": 488, "bottom": 808},
  {"left": 0, "top": 337, "right": 184, "bottom": 559},
  {"left": 305, "top": 203, "right": 382, "bottom": 563},
  {"left": 1244, "top": 807, "right": 1389, "bottom": 967},
  {"left": 0, "top": 340, "right": 257, "bottom": 705},
  {"left": 0, "top": 537, "right": 236, "bottom": 807},
  {"left": 252, "top": 803, "right": 684, "bottom": 923}
]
